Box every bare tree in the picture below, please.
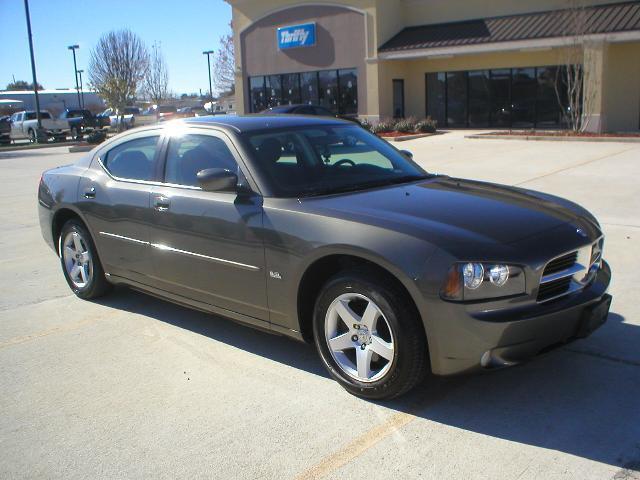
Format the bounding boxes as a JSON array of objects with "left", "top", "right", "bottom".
[
  {"left": 555, "top": 1, "right": 596, "bottom": 132},
  {"left": 144, "top": 42, "right": 169, "bottom": 105},
  {"left": 89, "top": 29, "right": 149, "bottom": 129},
  {"left": 213, "top": 24, "right": 235, "bottom": 95}
]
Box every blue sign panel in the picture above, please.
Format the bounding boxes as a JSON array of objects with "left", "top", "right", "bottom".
[{"left": 277, "top": 23, "right": 316, "bottom": 49}]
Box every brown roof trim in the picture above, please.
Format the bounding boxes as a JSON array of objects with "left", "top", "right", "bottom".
[{"left": 379, "top": 1, "right": 640, "bottom": 53}]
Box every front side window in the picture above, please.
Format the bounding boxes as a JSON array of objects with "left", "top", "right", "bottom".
[
  {"left": 242, "top": 125, "right": 428, "bottom": 197},
  {"left": 102, "top": 135, "right": 160, "bottom": 181},
  {"left": 164, "top": 134, "right": 237, "bottom": 187}
]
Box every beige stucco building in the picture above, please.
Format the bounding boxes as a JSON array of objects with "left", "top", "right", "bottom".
[{"left": 227, "top": 0, "right": 640, "bottom": 132}]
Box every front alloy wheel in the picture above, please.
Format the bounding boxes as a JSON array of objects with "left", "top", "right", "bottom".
[
  {"left": 325, "top": 293, "right": 395, "bottom": 382},
  {"left": 313, "top": 270, "right": 428, "bottom": 400}
]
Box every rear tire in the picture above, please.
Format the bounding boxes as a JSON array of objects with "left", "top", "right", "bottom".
[
  {"left": 59, "top": 219, "right": 112, "bottom": 299},
  {"left": 313, "top": 270, "right": 428, "bottom": 400}
]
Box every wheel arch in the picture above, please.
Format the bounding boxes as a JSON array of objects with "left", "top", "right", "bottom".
[
  {"left": 296, "top": 251, "right": 426, "bottom": 344},
  {"left": 51, "top": 206, "right": 91, "bottom": 256}
]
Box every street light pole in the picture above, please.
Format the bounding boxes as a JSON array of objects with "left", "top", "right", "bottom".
[
  {"left": 202, "top": 50, "right": 214, "bottom": 112},
  {"left": 77, "top": 69, "right": 85, "bottom": 109},
  {"left": 23, "top": 0, "right": 42, "bottom": 132},
  {"left": 68, "top": 45, "right": 81, "bottom": 108}
]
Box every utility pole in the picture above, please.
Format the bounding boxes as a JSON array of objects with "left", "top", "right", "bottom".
[
  {"left": 202, "top": 50, "right": 214, "bottom": 112},
  {"left": 68, "top": 45, "right": 81, "bottom": 108},
  {"left": 23, "top": 0, "right": 42, "bottom": 132},
  {"left": 77, "top": 69, "right": 85, "bottom": 109}
]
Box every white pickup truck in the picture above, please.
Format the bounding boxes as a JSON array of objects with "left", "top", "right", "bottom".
[{"left": 10, "top": 111, "right": 69, "bottom": 142}]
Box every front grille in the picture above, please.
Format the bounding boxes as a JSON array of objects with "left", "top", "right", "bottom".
[
  {"left": 537, "top": 276, "right": 572, "bottom": 302},
  {"left": 537, "top": 238, "right": 603, "bottom": 303},
  {"left": 543, "top": 251, "right": 578, "bottom": 275}
]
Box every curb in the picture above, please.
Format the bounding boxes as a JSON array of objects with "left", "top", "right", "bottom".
[
  {"left": 68, "top": 144, "right": 96, "bottom": 153},
  {"left": 379, "top": 132, "right": 437, "bottom": 142},
  {"left": 0, "top": 141, "right": 81, "bottom": 152},
  {"left": 465, "top": 134, "right": 640, "bottom": 143}
]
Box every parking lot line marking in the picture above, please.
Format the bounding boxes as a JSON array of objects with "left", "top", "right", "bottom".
[
  {"left": 0, "top": 319, "right": 94, "bottom": 350},
  {"left": 293, "top": 410, "right": 416, "bottom": 480}
]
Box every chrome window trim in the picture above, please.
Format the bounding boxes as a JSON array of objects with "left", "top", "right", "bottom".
[{"left": 98, "top": 231, "right": 260, "bottom": 271}]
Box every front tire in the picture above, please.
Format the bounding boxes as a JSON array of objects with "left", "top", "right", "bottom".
[
  {"left": 59, "top": 219, "right": 112, "bottom": 299},
  {"left": 313, "top": 270, "right": 428, "bottom": 400}
]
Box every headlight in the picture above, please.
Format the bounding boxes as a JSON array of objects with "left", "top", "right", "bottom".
[{"left": 441, "top": 263, "right": 526, "bottom": 301}]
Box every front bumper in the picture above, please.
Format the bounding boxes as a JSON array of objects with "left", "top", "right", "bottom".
[{"left": 427, "top": 260, "right": 612, "bottom": 376}]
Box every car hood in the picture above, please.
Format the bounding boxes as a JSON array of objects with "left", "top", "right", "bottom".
[{"left": 299, "top": 176, "right": 599, "bottom": 246}]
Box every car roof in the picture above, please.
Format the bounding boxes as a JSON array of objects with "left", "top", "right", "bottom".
[{"left": 181, "top": 114, "right": 349, "bottom": 133}]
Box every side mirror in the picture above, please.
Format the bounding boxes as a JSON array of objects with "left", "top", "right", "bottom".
[
  {"left": 197, "top": 168, "right": 238, "bottom": 192},
  {"left": 400, "top": 149, "right": 413, "bottom": 159}
]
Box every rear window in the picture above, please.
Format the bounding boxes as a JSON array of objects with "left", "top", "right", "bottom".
[{"left": 25, "top": 112, "right": 51, "bottom": 120}]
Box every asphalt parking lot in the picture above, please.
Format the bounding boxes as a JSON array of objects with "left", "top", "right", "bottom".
[{"left": 1, "top": 131, "right": 639, "bottom": 479}]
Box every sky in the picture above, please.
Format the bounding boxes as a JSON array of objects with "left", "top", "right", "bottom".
[{"left": 0, "top": 0, "right": 232, "bottom": 95}]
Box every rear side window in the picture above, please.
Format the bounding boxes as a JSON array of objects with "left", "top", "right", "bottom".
[
  {"left": 102, "top": 136, "right": 160, "bottom": 181},
  {"left": 164, "top": 134, "right": 237, "bottom": 187}
]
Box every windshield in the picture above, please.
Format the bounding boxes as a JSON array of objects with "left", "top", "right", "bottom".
[{"left": 241, "top": 125, "right": 430, "bottom": 198}]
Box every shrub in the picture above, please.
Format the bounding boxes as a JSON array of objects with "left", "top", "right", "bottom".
[
  {"left": 414, "top": 117, "right": 438, "bottom": 133},
  {"left": 359, "top": 119, "right": 373, "bottom": 132},
  {"left": 394, "top": 117, "right": 417, "bottom": 133},
  {"left": 372, "top": 119, "right": 396, "bottom": 134}
]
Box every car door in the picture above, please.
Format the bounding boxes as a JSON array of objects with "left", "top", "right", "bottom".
[
  {"left": 10, "top": 113, "right": 24, "bottom": 138},
  {"left": 76, "top": 130, "right": 164, "bottom": 284},
  {"left": 148, "top": 128, "right": 269, "bottom": 323}
]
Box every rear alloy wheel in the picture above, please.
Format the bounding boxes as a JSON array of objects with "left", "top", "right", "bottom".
[
  {"left": 313, "top": 271, "right": 428, "bottom": 400},
  {"left": 59, "top": 219, "right": 111, "bottom": 299}
]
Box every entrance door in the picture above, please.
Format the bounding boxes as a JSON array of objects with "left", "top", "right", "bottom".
[{"left": 393, "top": 79, "right": 405, "bottom": 118}]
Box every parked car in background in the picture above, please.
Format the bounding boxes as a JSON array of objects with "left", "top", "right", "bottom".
[
  {"left": 0, "top": 115, "right": 10, "bottom": 145},
  {"left": 156, "top": 105, "right": 178, "bottom": 122},
  {"left": 260, "top": 104, "right": 361, "bottom": 124},
  {"left": 10, "top": 110, "right": 69, "bottom": 142},
  {"left": 97, "top": 108, "right": 132, "bottom": 130},
  {"left": 60, "top": 109, "right": 102, "bottom": 139},
  {"left": 38, "top": 115, "right": 611, "bottom": 400},
  {"left": 177, "top": 106, "right": 208, "bottom": 118}
]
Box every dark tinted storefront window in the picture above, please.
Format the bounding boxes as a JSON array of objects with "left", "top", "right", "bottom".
[
  {"left": 490, "top": 69, "right": 511, "bottom": 127},
  {"left": 318, "top": 70, "right": 339, "bottom": 111},
  {"left": 446, "top": 71, "right": 467, "bottom": 127},
  {"left": 338, "top": 69, "right": 358, "bottom": 115},
  {"left": 249, "top": 76, "right": 266, "bottom": 113},
  {"left": 536, "top": 66, "right": 561, "bottom": 128},
  {"left": 511, "top": 67, "right": 536, "bottom": 128},
  {"left": 426, "top": 65, "right": 571, "bottom": 129},
  {"left": 249, "top": 69, "right": 357, "bottom": 114},
  {"left": 265, "top": 75, "right": 282, "bottom": 108},
  {"left": 468, "top": 70, "right": 490, "bottom": 127},
  {"left": 300, "top": 72, "right": 318, "bottom": 105},
  {"left": 281, "top": 73, "right": 301, "bottom": 105},
  {"left": 426, "top": 72, "right": 446, "bottom": 127}
]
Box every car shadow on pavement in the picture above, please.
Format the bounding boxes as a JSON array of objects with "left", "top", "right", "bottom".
[
  {"left": 96, "top": 287, "right": 330, "bottom": 378},
  {"left": 385, "top": 312, "right": 640, "bottom": 473},
  {"left": 97, "top": 289, "right": 640, "bottom": 472}
]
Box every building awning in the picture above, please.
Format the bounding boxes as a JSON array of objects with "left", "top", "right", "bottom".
[{"left": 379, "top": 1, "right": 640, "bottom": 59}]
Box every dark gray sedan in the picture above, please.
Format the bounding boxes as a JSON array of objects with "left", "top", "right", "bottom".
[{"left": 38, "top": 115, "right": 611, "bottom": 399}]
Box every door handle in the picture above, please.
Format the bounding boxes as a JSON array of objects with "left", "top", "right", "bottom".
[
  {"left": 83, "top": 186, "right": 96, "bottom": 199},
  {"left": 153, "top": 195, "right": 171, "bottom": 211}
]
